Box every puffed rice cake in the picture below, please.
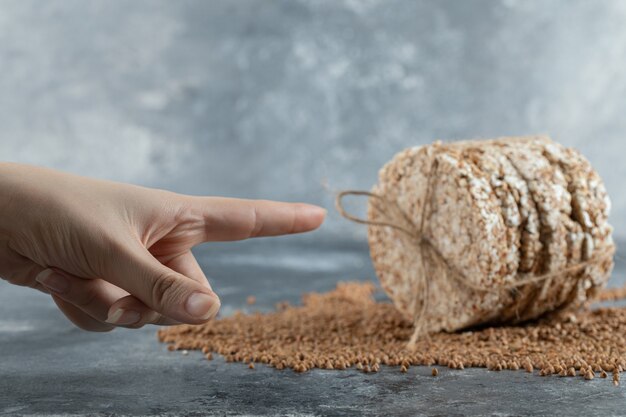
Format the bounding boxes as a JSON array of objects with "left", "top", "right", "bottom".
[{"left": 368, "top": 136, "right": 614, "bottom": 333}]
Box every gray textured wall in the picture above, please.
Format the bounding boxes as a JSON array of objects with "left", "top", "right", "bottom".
[{"left": 1, "top": 0, "right": 625, "bottom": 240}]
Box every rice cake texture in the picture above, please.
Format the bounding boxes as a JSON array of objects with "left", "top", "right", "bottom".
[{"left": 368, "top": 136, "right": 614, "bottom": 333}]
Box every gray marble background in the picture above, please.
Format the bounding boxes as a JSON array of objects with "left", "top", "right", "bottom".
[{"left": 1, "top": 0, "right": 625, "bottom": 240}]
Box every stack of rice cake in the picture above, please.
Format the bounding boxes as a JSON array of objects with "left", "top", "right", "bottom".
[{"left": 368, "top": 136, "right": 614, "bottom": 333}]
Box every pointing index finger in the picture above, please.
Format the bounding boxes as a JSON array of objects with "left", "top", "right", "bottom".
[{"left": 190, "top": 197, "right": 326, "bottom": 242}]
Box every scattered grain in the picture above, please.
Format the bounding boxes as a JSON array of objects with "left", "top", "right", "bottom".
[{"left": 158, "top": 282, "right": 626, "bottom": 385}]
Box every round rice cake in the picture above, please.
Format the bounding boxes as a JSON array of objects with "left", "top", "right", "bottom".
[
  {"left": 426, "top": 147, "right": 511, "bottom": 288},
  {"left": 462, "top": 141, "right": 543, "bottom": 323},
  {"left": 536, "top": 137, "right": 614, "bottom": 300},
  {"left": 366, "top": 145, "right": 485, "bottom": 332},
  {"left": 482, "top": 142, "right": 552, "bottom": 321},
  {"left": 475, "top": 142, "right": 541, "bottom": 274},
  {"left": 368, "top": 146, "right": 426, "bottom": 321},
  {"left": 462, "top": 146, "right": 521, "bottom": 283},
  {"left": 368, "top": 143, "right": 514, "bottom": 332},
  {"left": 496, "top": 140, "right": 567, "bottom": 275},
  {"left": 503, "top": 136, "right": 584, "bottom": 319},
  {"left": 540, "top": 138, "right": 613, "bottom": 248},
  {"left": 366, "top": 136, "right": 614, "bottom": 334},
  {"left": 425, "top": 147, "right": 515, "bottom": 327}
]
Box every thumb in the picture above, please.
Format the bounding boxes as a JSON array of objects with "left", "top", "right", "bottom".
[{"left": 103, "top": 242, "right": 220, "bottom": 324}]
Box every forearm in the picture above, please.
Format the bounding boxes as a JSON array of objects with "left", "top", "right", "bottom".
[
  {"left": 0, "top": 162, "right": 63, "bottom": 239},
  {"left": 0, "top": 162, "right": 75, "bottom": 237},
  {"left": 0, "top": 162, "right": 22, "bottom": 237}
]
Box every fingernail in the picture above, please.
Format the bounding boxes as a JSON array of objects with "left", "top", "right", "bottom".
[
  {"left": 35, "top": 269, "right": 69, "bottom": 294},
  {"left": 106, "top": 309, "right": 141, "bottom": 325},
  {"left": 185, "top": 292, "right": 220, "bottom": 320}
]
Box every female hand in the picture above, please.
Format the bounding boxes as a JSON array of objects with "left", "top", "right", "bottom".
[{"left": 0, "top": 163, "right": 326, "bottom": 331}]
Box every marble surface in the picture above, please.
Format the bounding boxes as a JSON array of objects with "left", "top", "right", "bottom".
[{"left": 1, "top": 238, "right": 626, "bottom": 417}]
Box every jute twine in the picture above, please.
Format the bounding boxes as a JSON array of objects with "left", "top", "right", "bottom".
[{"left": 336, "top": 143, "right": 616, "bottom": 349}]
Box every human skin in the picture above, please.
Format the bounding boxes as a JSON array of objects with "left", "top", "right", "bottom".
[{"left": 0, "top": 162, "right": 326, "bottom": 331}]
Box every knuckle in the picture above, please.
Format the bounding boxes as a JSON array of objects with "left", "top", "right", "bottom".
[
  {"left": 151, "top": 272, "right": 184, "bottom": 311},
  {"left": 289, "top": 205, "right": 299, "bottom": 234},
  {"left": 73, "top": 283, "right": 100, "bottom": 309},
  {"left": 249, "top": 206, "right": 262, "bottom": 238}
]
